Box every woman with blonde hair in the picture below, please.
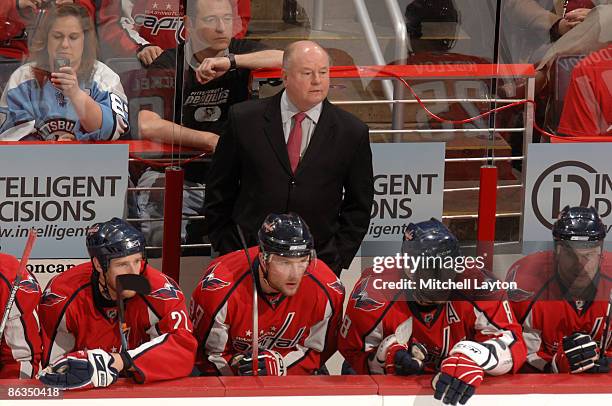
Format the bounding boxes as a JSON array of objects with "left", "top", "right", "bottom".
[{"left": 0, "top": 3, "right": 129, "bottom": 141}]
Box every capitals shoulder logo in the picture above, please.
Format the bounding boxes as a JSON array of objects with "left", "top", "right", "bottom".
[
  {"left": 40, "top": 290, "right": 66, "bottom": 306},
  {"left": 200, "top": 263, "right": 230, "bottom": 291},
  {"left": 18, "top": 274, "right": 40, "bottom": 294},
  {"left": 327, "top": 280, "right": 345, "bottom": 296},
  {"left": 149, "top": 276, "right": 180, "bottom": 300},
  {"left": 351, "top": 277, "right": 384, "bottom": 312}
]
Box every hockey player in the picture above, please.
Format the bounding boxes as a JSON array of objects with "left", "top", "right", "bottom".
[
  {"left": 38, "top": 217, "right": 197, "bottom": 390},
  {"left": 506, "top": 206, "right": 612, "bottom": 373},
  {"left": 339, "top": 219, "right": 526, "bottom": 406},
  {"left": 0, "top": 252, "right": 42, "bottom": 378},
  {"left": 190, "top": 213, "right": 344, "bottom": 376}
]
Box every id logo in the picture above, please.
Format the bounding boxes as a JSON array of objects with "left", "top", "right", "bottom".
[{"left": 531, "top": 161, "right": 611, "bottom": 232}]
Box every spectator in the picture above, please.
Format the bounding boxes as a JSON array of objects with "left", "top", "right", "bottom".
[
  {"left": 190, "top": 213, "right": 344, "bottom": 376},
  {"left": 0, "top": 3, "right": 129, "bottom": 141},
  {"left": 96, "top": 0, "right": 251, "bottom": 65},
  {"left": 0, "top": 0, "right": 94, "bottom": 62},
  {"left": 204, "top": 40, "right": 374, "bottom": 276},
  {"left": 134, "top": 0, "right": 282, "bottom": 247},
  {"left": 557, "top": 43, "right": 612, "bottom": 136},
  {"left": 0, "top": 252, "right": 42, "bottom": 379},
  {"left": 503, "top": 0, "right": 597, "bottom": 63}
]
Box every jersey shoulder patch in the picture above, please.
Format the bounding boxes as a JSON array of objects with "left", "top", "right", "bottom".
[
  {"left": 199, "top": 262, "right": 231, "bottom": 292},
  {"left": 146, "top": 269, "right": 183, "bottom": 301},
  {"left": 349, "top": 276, "right": 386, "bottom": 312}
]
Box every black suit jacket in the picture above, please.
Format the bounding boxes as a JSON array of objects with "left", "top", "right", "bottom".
[{"left": 204, "top": 91, "right": 374, "bottom": 274}]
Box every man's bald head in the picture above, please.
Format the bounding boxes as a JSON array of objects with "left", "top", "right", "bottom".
[
  {"left": 282, "top": 41, "right": 331, "bottom": 111},
  {"left": 282, "top": 41, "right": 330, "bottom": 70}
]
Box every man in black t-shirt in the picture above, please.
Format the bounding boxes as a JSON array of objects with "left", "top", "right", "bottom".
[{"left": 135, "top": 0, "right": 283, "bottom": 247}]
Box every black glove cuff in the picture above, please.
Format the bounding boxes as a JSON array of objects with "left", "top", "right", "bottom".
[{"left": 120, "top": 350, "right": 134, "bottom": 372}]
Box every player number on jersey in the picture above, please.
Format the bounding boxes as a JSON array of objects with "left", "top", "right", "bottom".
[
  {"left": 502, "top": 300, "right": 513, "bottom": 323},
  {"left": 110, "top": 93, "right": 129, "bottom": 120},
  {"left": 171, "top": 310, "right": 191, "bottom": 332},
  {"left": 189, "top": 301, "right": 204, "bottom": 328},
  {"left": 340, "top": 315, "right": 352, "bottom": 338}
]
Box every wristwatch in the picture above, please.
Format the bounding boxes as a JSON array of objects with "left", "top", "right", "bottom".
[{"left": 227, "top": 53, "right": 237, "bottom": 71}]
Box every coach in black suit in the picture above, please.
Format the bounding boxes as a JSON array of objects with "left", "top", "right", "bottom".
[{"left": 204, "top": 40, "right": 374, "bottom": 275}]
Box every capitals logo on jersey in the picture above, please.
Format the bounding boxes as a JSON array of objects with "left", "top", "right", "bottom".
[
  {"left": 200, "top": 263, "right": 231, "bottom": 291},
  {"left": 328, "top": 280, "right": 345, "bottom": 295},
  {"left": 40, "top": 290, "right": 66, "bottom": 307},
  {"left": 18, "top": 274, "right": 40, "bottom": 294},
  {"left": 149, "top": 276, "right": 180, "bottom": 300},
  {"left": 351, "top": 277, "right": 384, "bottom": 312}
]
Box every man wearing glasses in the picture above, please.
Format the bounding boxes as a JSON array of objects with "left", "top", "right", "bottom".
[
  {"left": 135, "top": 0, "right": 283, "bottom": 246},
  {"left": 189, "top": 213, "right": 345, "bottom": 376}
]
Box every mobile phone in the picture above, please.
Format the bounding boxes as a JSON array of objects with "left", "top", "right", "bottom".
[{"left": 54, "top": 57, "right": 70, "bottom": 72}]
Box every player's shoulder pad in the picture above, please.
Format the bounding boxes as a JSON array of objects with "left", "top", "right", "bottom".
[
  {"left": 143, "top": 265, "right": 185, "bottom": 302},
  {"left": 197, "top": 260, "right": 237, "bottom": 294},
  {"left": 40, "top": 262, "right": 91, "bottom": 307},
  {"left": 601, "top": 252, "right": 612, "bottom": 279},
  {"left": 0, "top": 253, "right": 40, "bottom": 299},
  {"left": 346, "top": 269, "right": 390, "bottom": 313},
  {"left": 505, "top": 251, "right": 553, "bottom": 286},
  {"left": 0, "top": 253, "right": 19, "bottom": 281},
  {"left": 306, "top": 259, "right": 346, "bottom": 298}
]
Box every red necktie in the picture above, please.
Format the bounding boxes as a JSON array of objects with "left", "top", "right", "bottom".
[{"left": 287, "top": 112, "right": 306, "bottom": 173}]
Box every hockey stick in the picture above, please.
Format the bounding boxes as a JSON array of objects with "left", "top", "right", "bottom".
[
  {"left": 0, "top": 229, "right": 37, "bottom": 341},
  {"left": 236, "top": 224, "right": 259, "bottom": 377},
  {"left": 599, "top": 289, "right": 612, "bottom": 356},
  {"left": 115, "top": 274, "right": 151, "bottom": 353}
]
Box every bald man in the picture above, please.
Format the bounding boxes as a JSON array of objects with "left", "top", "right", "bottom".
[{"left": 204, "top": 40, "right": 374, "bottom": 276}]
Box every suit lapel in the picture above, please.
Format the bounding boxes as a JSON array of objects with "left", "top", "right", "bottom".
[
  {"left": 263, "top": 92, "right": 293, "bottom": 175},
  {"left": 296, "top": 99, "right": 336, "bottom": 175}
]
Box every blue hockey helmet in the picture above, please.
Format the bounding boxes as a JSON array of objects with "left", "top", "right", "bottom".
[
  {"left": 258, "top": 213, "right": 314, "bottom": 258},
  {"left": 553, "top": 206, "right": 606, "bottom": 245},
  {"left": 402, "top": 218, "right": 461, "bottom": 259},
  {"left": 86, "top": 217, "right": 145, "bottom": 272}
]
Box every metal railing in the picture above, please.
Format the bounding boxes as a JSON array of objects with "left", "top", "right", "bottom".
[{"left": 353, "top": 0, "right": 410, "bottom": 132}]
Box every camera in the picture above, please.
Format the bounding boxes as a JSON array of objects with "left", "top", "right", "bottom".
[{"left": 54, "top": 57, "right": 70, "bottom": 72}]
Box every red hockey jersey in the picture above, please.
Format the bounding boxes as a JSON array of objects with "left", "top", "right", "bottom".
[
  {"left": 0, "top": 253, "right": 42, "bottom": 378},
  {"left": 190, "top": 247, "right": 345, "bottom": 375},
  {"left": 339, "top": 267, "right": 526, "bottom": 375},
  {"left": 39, "top": 261, "right": 197, "bottom": 383},
  {"left": 506, "top": 251, "right": 612, "bottom": 371},
  {"left": 557, "top": 44, "right": 612, "bottom": 137},
  {"left": 96, "top": 0, "right": 251, "bottom": 60}
]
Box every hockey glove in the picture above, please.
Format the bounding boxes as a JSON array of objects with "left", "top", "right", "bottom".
[
  {"left": 432, "top": 340, "right": 502, "bottom": 405},
  {"left": 585, "top": 356, "right": 611, "bottom": 374},
  {"left": 552, "top": 333, "right": 600, "bottom": 373},
  {"left": 230, "top": 349, "right": 287, "bottom": 376},
  {"left": 38, "top": 349, "right": 119, "bottom": 390},
  {"left": 369, "top": 334, "right": 427, "bottom": 375},
  {"left": 433, "top": 353, "right": 483, "bottom": 405}
]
